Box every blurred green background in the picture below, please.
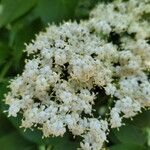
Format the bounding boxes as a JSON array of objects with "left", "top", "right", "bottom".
[{"left": 0, "top": 0, "right": 149, "bottom": 150}]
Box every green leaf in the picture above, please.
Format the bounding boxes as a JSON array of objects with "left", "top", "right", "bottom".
[
  {"left": 0, "top": 43, "right": 10, "bottom": 65},
  {"left": 0, "top": 131, "right": 35, "bottom": 150},
  {"left": 22, "top": 129, "right": 79, "bottom": 150},
  {"left": 0, "top": 115, "right": 14, "bottom": 138},
  {"left": 75, "top": 0, "right": 93, "bottom": 19},
  {"left": 34, "top": 0, "right": 78, "bottom": 24},
  {"left": 109, "top": 143, "right": 147, "bottom": 150},
  {"left": 126, "top": 110, "right": 150, "bottom": 128},
  {"left": 10, "top": 18, "right": 43, "bottom": 69},
  {"left": 9, "top": 116, "right": 79, "bottom": 148},
  {"left": 113, "top": 124, "right": 147, "bottom": 146},
  {"left": 0, "top": 59, "right": 13, "bottom": 80},
  {"left": 0, "top": 81, "right": 8, "bottom": 100},
  {"left": 145, "top": 128, "right": 150, "bottom": 147},
  {"left": 53, "top": 140, "right": 79, "bottom": 150},
  {"left": 0, "top": 0, "right": 37, "bottom": 27}
]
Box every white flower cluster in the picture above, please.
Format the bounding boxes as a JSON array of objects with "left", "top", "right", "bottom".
[{"left": 4, "top": 0, "right": 150, "bottom": 149}]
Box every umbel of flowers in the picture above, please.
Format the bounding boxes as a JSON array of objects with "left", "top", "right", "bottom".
[{"left": 4, "top": 0, "right": 150, "bottom": 149}]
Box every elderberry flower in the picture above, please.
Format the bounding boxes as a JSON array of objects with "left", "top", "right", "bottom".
[{"left": 4, "top": 0, "right": 150, "bottom": 149}]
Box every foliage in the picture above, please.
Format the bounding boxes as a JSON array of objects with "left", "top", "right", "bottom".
[{"left": 0, "top": 0, "right": 149, "bottom": 150}]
